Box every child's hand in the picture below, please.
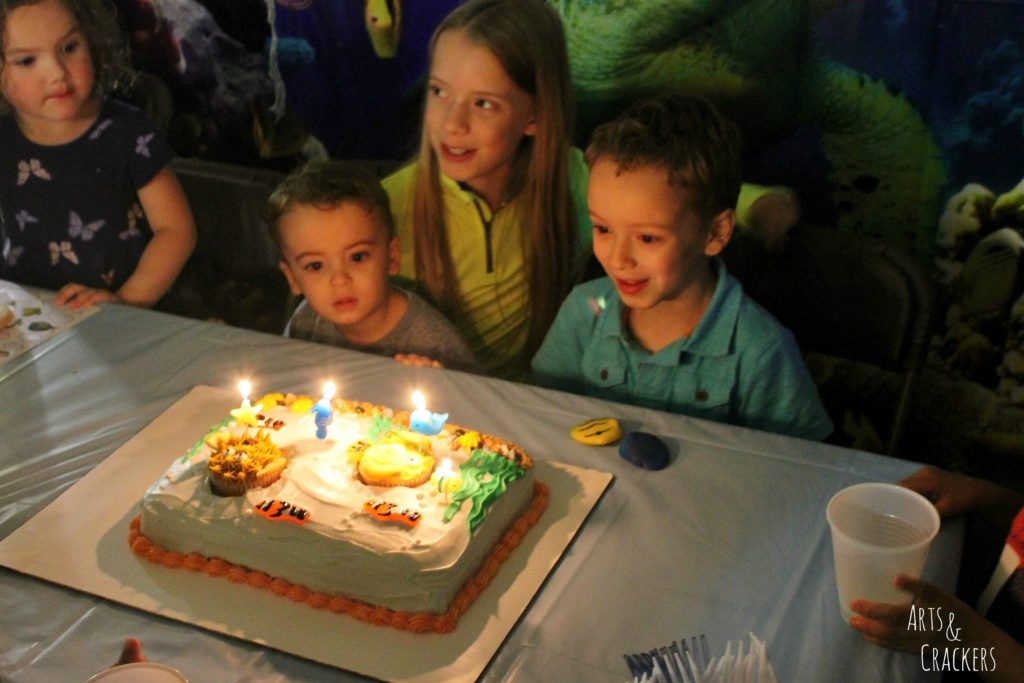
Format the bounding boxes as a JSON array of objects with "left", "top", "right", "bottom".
[
  {"left": 899, "top": 466, "right": 981, "bottom": 519},
  {"left": 743, "top": 187, "right": 801, "bottom": 254},
  {"left": 899, "top": 466, "right": 999, "bottom": 519},
  {"left": 849, "top": 575, "right": 985, "bottom": 652},
  {"left": 852, "top": 577, "right": 1024, "bottom": 682},
  {"left": 394, "top": 354, "right": 443, "bottom": 368},
  {"left": 900, "top": 466, "right": 1024, "bottom": 531},
  {"left": 54, "top": 283, "right": 118, "bottom": 309}
]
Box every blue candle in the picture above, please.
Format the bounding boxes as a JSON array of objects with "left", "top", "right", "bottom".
[
  {"left": 409, "top": 390, "right": 448, "bottom": 436},
  {"left": 311, "top": 381, "right": 335, "bottom": 440}
]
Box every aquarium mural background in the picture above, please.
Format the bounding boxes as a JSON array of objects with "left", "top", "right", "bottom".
[
  {"left": 117, "top": 1, "right": 1023, "bottom": 250},
  {"left": 112, "top": 0, "right": 1024, "bottom": 478},
  {"left": 820, "top": 0, "right": 1024, "bottom": 197}
]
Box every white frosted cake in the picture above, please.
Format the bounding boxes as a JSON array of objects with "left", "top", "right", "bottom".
[{"left": 131, "top": 391, "right": 545, "bottom": 633}]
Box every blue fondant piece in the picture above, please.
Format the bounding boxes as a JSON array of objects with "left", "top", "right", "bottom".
[{"left": 618, "top": 431, "right": 669, "bottom": 470}]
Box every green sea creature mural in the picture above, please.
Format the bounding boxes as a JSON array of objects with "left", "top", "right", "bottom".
[{"left": 550, "top": 0, "right": 946, "bottom": 256}]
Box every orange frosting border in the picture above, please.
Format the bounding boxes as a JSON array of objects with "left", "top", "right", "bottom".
[{"left": 129, "top": 481, "right": 549, "bottom": 634}]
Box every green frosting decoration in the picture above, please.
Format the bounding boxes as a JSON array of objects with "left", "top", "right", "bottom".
[
  {"left": 181, "top": 416, "right": 232, "bottom": 463},
  {"left": 443, "top": 450, "right": 525, "bottom": 533},
  {"left": 366, "top": 414, "right": 393, "bottom": 443}
]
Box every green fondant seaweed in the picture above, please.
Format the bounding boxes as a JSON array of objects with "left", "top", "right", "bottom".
[
  {"left": 366, "top": 415, "right": 393, "bottom": 443},
  {"left": 443, "top": 450, "right": 525, "bottom": 533}
]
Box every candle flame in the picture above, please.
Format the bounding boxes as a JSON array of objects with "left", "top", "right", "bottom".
[
  {"left": 238, "top": 380, "right": 251, "bottom": 401},
  {"left": 323, "top": 381, "right": 336, "bottom": 401},
  {"left": 412, "top": 390, "right": 425, "bottom": 410}
]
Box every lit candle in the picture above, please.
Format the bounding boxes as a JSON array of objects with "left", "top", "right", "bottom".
[
  {"left": 238, "top": 380, "right": 251, "bottom": 408},
  {"left": 230, "top": 379, "right": 261, "bottom": 426},
  {"left": 409, "top": 390, "right": 448, "bottom": 436},
  {"left": 430, "top": 458, "right": 463, "bottom": 503},
  {"left": 311, "top": 381, "right": 336, "bottom": 440}
]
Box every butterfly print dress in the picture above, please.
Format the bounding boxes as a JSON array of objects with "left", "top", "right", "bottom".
[{"left": 0, "top": 99, "right": 173, "bottom": 292}]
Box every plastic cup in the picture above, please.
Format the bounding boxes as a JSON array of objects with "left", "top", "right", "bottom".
[
  {"left": 826, "top": 482, "right": 940, "bottom": 622},
  {"left": 85, "top": 662, "right": 188, "bottom": 683}
]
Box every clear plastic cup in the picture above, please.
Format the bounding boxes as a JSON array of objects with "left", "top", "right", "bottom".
[
  {"left": 85, "top": 662, "right": 188, "bottom": 683},
  {"left": 826, "top": 482, "right": 940, "bottom": 622}
]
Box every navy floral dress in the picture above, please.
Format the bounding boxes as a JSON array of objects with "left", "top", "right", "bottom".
[{"left": 0, "top": 99, "right": 173, "bottom": 292}]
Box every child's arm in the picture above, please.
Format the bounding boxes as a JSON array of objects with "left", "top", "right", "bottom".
[
  {"left": 55, "top": 168, "right": 195, "bottom": 309},
  {"left": 530, "top": 286, "right": 591, "bottom": 390},
  {"left": 900, "top": 466, "right": 1024, "bottom": 532},
  {"left": 736, "top": 331, "right": 833, "bottom": 441},
  {"left": 850, "top": 575, "right": 1024, "bottom": 682},
  {"left": 735, "top": 183, "right": 801, "bottom": 254},
  {"left": 117, "top": 167, "right": 196, "bottom": 307}
]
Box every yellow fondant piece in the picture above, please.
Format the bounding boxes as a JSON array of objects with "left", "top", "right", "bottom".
[
  {"left": 346, "top": 439, "right": 372, "bottom": 464},
  {"left": 290, "top": 397, "right": 314, "bottom": 413},
  {"left": 204, "top": 428, "right": 232, "bottom": 448},
  {"left": 454, "top": 430, "right": 482, "bottom": 451},
  {"left": 380, "top": 430, "right": 433, "bottom": 455},
  {"left": 570, "top": 417, "right": 622, "bottom": 445},
  {"left": 257, "top": 392, "right": 286, "bottom": 409}
]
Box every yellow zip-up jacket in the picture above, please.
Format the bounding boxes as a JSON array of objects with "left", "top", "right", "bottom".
[{"left": 383, "top": 148, "right": 592, "bottom": 380}]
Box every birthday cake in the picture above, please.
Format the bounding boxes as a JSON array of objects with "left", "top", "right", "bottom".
[{"left": 130, "top": 389, "right": 546, "bottom": 633}]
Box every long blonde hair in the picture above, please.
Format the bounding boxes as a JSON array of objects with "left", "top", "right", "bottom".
[{"left": 411, "top": 0, "right": 578, "bottom": 357}]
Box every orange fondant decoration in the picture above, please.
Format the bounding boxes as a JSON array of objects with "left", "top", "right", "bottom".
[
  {"left": 128, "top": 482, "right": 549, "bottom": 634},
  {"left": 363, "top": 499, "right": 421, "bottom": 527},
  {"left": 255, "top": 499, "right": 310, "bottom": 525}
]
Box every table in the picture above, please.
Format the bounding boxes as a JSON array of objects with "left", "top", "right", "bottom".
[{"left": 0, "top": 304, "right": 962, "bottom": 682}]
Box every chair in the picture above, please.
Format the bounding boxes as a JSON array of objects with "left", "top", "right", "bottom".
[
  {"left": 161, "top": 158, "right": 292, "bottom": 333},
  {"left": 722, "top": 224, "right": 937, "bottom": 457},
  {"left": 171, "top": 157, "right": 285, "bottom": 275}
]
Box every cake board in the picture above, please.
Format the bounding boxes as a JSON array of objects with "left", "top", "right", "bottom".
[{"left": 0, "top": 385, "right": 612, "bottom": 682}]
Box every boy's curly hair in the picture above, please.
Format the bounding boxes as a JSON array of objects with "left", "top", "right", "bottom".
[
  {"left": 586, "top": 94, "right": 743, "bottom": 223},
  {"left": 0, "top": 0, "right": 133, "bottom": 116},
  {"left": 267, "top": 160, "right": 395, "bottom": 251}
]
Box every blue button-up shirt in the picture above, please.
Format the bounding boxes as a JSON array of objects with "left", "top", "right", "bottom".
[{"left": 532, "top": 261, "right": 833, "bottom": 441}]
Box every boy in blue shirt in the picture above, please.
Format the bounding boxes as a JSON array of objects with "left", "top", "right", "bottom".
[{"left": 532, "top": 95, "right": 832, "bottom": 440}]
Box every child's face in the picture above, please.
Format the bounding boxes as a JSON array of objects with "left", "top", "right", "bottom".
[
  {"left": 277, "top": 201, "right": 400, "bottom": 339},
  {"left": 588, "top": 158, "right": 732, "bottom": 312},
  {"left": 425, "top": 28, "right": 537, "bottom": 207},
  {"left": 0, "top": 0, "right": 98, "bottom": 138}
]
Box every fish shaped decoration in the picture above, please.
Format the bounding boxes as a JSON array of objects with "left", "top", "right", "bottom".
[{"left": 365, "top": 0, "right": 401, "bottom": 58}]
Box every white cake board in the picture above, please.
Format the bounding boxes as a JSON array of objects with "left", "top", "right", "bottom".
[{"left": 0, "top": 386, "right": 612, "bottom": 682}]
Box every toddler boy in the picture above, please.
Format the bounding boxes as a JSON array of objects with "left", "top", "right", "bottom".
[
  {"left": 271, "top": 161, "right": 480, "bottom": 372},
  {"left": 532, "top": 95, "right": 831, "bottom": 440}
]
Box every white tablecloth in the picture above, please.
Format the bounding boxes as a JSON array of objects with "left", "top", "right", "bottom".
[{"left": 0, "top": 304, "right": 962, "bottom": 682}]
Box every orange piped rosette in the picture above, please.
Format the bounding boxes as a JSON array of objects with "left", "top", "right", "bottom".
[{"left": 129, "top": 481, "right": 548, "bottom": 634}]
